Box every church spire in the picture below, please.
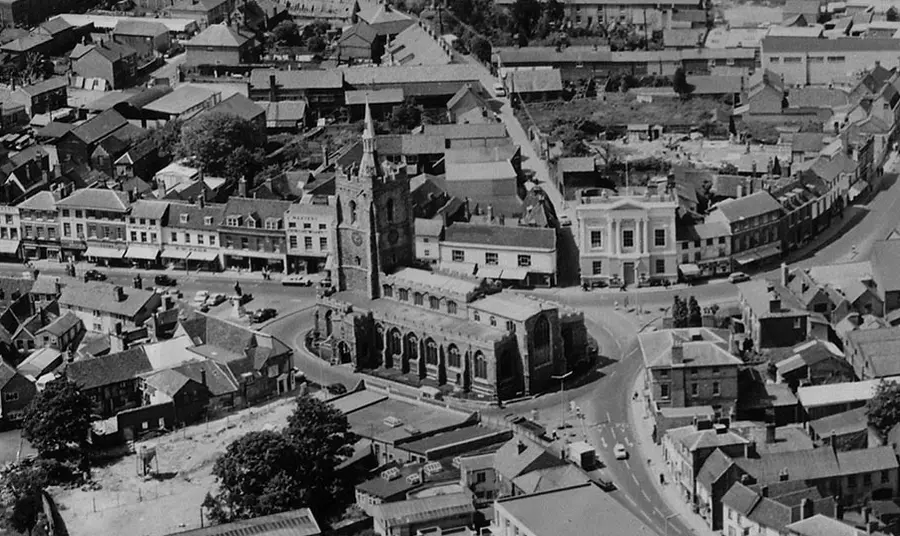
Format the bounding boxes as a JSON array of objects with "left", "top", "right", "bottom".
[{"left": 359, "top": 98, "right": 378, "bottom": 178}]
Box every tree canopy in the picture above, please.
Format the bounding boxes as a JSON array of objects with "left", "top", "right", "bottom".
[
  {"left": 868, "top": 380, "right": 900, "bottom": 438},
  {"left": 673, "top": 68, "right": 695, "bottom": 99},
  {"left": 178, "top": 113, "right": 265, "bottom": 180},
  {"left": 688, "top": 296, "right": 702, "bottom": 327},
  {"left": 21, "top": 375, "right": 93, "bottom": 460},
  {"left": 203, "top": 395, "right": 357, "bottom": 523},
  {"left": 672, "top": 296, "right": 689, "bottom": 328},
  {"left": 390, "top": 99, "right": 423, "bottom": 132}
]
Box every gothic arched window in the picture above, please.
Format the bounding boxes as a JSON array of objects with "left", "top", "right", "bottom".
[
  {"left": 474, "top": 352, "right": 487, "bottom": 379},
  {"left": 386, "top": 199, "right": 394, "bottom": 223},
  {"left": 349, "top": 200, "right": 357, "bottom": 224},
  {"left": 534, "top": 316, "right": 550, "bottom": 349},
  {"left": 448, "top": 345, "right": 461, "bottom": 368}
]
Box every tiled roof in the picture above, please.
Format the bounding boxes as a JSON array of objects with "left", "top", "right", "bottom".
[
  {"left": 639, "top": 328, "right": 739, "bottom": 369},
  {"left": 249, "top": 69, "right": 344, "bottom": 90},
  {"left": 142, "top": 368, "right": 191, "bottom": 397},
  {"left": 113, "top": 19, "right": 168, "bottom": 37},
  {"left": 494, "top": 438, "right": 568, "bottom": 481},
  {"left": 206, "top": 93, "right": 264, "bottom": 122},
  {"left": 712, "top": 190, "right": 783, "bottom": 222},
  {"left": 0, "top": 361, "right": 18, "bottom": 390},
  {"left": 341, "top": 64, "right": 483, "bottom": 87},
  {"left": 59, "top": 280, "right": 156, "bottom": 318},
  {"left": 845, "top": 326, "right": 900, "bottom": 377},
  {"left": 697, "top": 448, "right": 735, "bottom": 487},
  {"left": 667, "top": 425, "right": 749, "bottom": 451},
  {"left": 57, "top": 187, "right": 129, "bottom": 212},
  {"left": 70, "top": 109, "right": 129, "bottom": 145},
  {"left": 338, "top": 21, "right": 377, "bottom": 44},
  {"left": 808, "top": 406, "right": 868, "bottom": 438},
  {"left": 762, "top": 36, "right": 900, "bottom": 53},
  {"left": 18, "top": 77, "right": 67, "bottom": 97},
  {"left": 88, "top": 40, "right": 137, "bottom": 63},
  {"left": 472, "top": 292, "right": 552, "bottom": 322},
  {"left": 512, "top": 464, "right": 588, "bottom": 494},
  {"left": 736, "top": 446, "right": 898, "bottom": 484},
  {"left": 67, "top": 347, "right": 152, "bottom": 390},
  {"left": 166, "top": 202, "right": 226, "bottom": 231},
  {"left": 173, "top": 359, "right": 238, "bottom": 397},
  {"left": 443, "top": 223, "right": 555, "bottom": 250},
  {"left": 873, "top": 240, "right": 900, "bottom": 292},
  {"left": 17, "top": 191, "right": 58, "bottom": 211},
  {"left": 36, "top": 311, "right": 81, "bottom": 338},
  {"left": 222, "top": 196, "right": 291, "bottom": 226},
  {"left": 260, "top": 101, "right": 307, "bottom": 123},
  {"left": 495, "top": 45, "right": 612, "bottom": 64},
  {"left": 129, "top": 199, "right": 170, "bottom": 220},
  {"left": 414, "top": 217, "right": 443, "bottom": 238},
  {"left": 737, "top": 280, "right": 808, "bottom": 319},
  {"left": 143, "top": 85, "right": 219, "bottom": 116},
  {"left": 787, "top": 514, "right": 886, "bottom": 536}
]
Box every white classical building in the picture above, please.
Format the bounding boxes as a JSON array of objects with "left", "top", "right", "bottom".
[{"left": 575, "top": 185, "right": 679, "bottom": 288}]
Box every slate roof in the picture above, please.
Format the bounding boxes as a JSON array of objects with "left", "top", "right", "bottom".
[
  {"left": 166, "top": 202, "right": 226, "bottom": 231},
  {"left": 736, "top": 446, "right": 898, "bottom": 483},
  {"left": 639, "top": 328, "right": 739, "bottom": 369},
  {"left": 0, "top": 361, "right": 18, "bottom": 390},
  {"left": 222, "top": 196, "right": 291, "bottom": 226},
  {"left": 762, "top": 36, "right": 900, "bottom": 53},
  {"left": 667, "top": 424, "right": 750, "bottom": 451},
  {"left": 173, "top": 359, "right": 238, "bottom": 397},
  {"left": 713, "top": 190, "right": 784, "bottom": 222},
  {"left": 844, "top": 326, "right": 900, "bottom": 377},
  {"left": 142, "top": 368, "right": 192, "bottom": 397},
  {"left": 66, "top": 347, "right": 152, "bottom": 391},
  {"left": 207, "top": 93, "right": 264, "bottom": 121},
  {"left": 414, "top": 218, "right": 443, "bottom": 238},
  {"left": 88, "top": 40, "right": 137, "bottom": 63},
  {"left": 187, "top": 24, "right": 250, "bottom": 48},
  {"left": 495, "top": 45, "right": 612, "bottom": 65},
  {"left": 494, "top": 438, "right": 568, "bottom": 481},
  {"left": 873, "top": 240, "right": 900, "bottom": 292},
  {"left": 250, "top": 69, "right": 344, "bottom": 90},
  {"left": 338, "top": 21, "right": 377, "bottom": 45},
  {"left": 144, "top": 85, "right": 219, "bottom": 116},
  {"left": 113, "top": 19, "right": 168, "bottom": 37},
  {"left": 512, "top": 464, "right": 588, "bottom": 494},
  {"left": 36, "top": 311, "right": 81, "bottom": 338},
  {"left": 508, "top": 69, "right": 563, "bottom": 94},
  {"left": 18, "top": 77, "right": 67, "bottom": 97},
  {"left": 70, "top": 109, "right": 129, "bottom": 145},
  {"left": 808, "top": 406, "right": 868, "bottom": 438},
  {"left": 341, "top": 64, "right": 483, "bottom": 87},
  {"left": 260, "top": 101, "right": 307, "bottom": 123},
  {"left": 737, "top": 280, "right": 808, "bottom": 319},
  {"left": 443, "top": 223, "right": 555, "bottom": 250},
  {"left": 59, "top": 280, "right": 156, "bottom": 318},
  {"left": 57, "top": 188, "right": 129, "bottom": 212},
  {"left": 697, "top": 448, "right": 735, "bottom": 487},
  {"left": 17, "top": 191, "right": 58, "bottom": 211}
]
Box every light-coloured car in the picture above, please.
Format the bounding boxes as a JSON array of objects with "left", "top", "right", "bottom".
[
  {"left": 728, "top": 272, "right": 751, "bottom": 284},
  {"left": 192, "top": 290, "right": 209, "bottom": 306},
  {"left": 493, "top": 82, "right": 506, "bottom": 97},
  {"left": 614, "top": 443, "right": 628, "bottom": 460},
  {"left": 283, "top": 274, "right": 314, "bottom": 287},
  {"left": 559, "top": 214, "right": 572, "bottom": 227},
  {"left": 205, "top": 293, "right": 226, "bottom": 307}
]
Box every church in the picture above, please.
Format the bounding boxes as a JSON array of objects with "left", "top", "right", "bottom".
[{"left": 315, "top": 104, "right": 588, "bottom": 401}]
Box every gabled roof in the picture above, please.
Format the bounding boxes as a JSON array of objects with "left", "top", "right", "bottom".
[
  {"left": 443, "top": 223, "right": 556, "bottom": 250},
  {"left": 373, "top": 493, "right": 473, "bottom": 528},
  {"left": 166, "top": 202, "right": 226, "bottom": 231},
  {"left": 250, "top": 69, "right": 344, "bottom": 90},
  {"left": 143, "top": 85, "right": 219, "bottom": 116},
  {"left": 59, "top": 280, "right": 156, "bottom": 318},
  {"left": 222, "top": 196, "right": 291, "bottom": 225},
  {"left": 142, "top": 368, "right": 192, "bottom": 397},
  {"left": 712, "top": 190, "right": 784, "bottom": 222},
  {"left": 666, "top": 424, "right": 750, "bottom": 452},
  {"left": 167, "top": 508, "right": 321, "bottom": 536},
  {"left": 845, "top": 325, "right": 900, "bottom": 377},
  {"left": 66, "top": 347, "right": 152, "bottom": 391},
  {"left": 494, "top": 438, "right": 568, "bottom": 481},
  {"left": 17, "top": 77, "right": 67, "bottom": 97},
  {"left": 17, "top": 191, "right": 58, "bottom": 211},
  {"left": 173, "top": 359, "right": 238, "bottom": 397},
  {"left": 69, "top": 109, "right": 129, "bottom": 145},
  {"left": 86, "top": 40, "right": 137, "bottom": 63},
  {"left": 638, "top": 328, "right": 739, "bottom": 369},
  {"left": 205, "top": 93, "right": 264, "bottom": 122},
  {"left": 697, "top": 448, "right": 736, "bottom": 487},
  {"left": 113, "top": 19, "right": 168, "bottom": 37},
  {"left": 186, "top": 23, "right": 250, "bottom": 48},
  {"left": 339, "top": 21, "right": 377, "bottom": 45}
]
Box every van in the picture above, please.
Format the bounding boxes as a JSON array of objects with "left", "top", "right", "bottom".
[
  {"left": 420, "top": 386, "right": 443, "bottom": 400},
  {"left": 493, "top": 82, "right": 506, "bottom": 97}
]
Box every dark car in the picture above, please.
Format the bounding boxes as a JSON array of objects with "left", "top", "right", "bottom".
[
  {"left": 326, "top": 383, "right": 347, "bottom": 395},
  {"left": 84, "top": 270, "right": 107, "bottom": 282},
  {"left": 250, "top": 308, "right": 277, "bottom": 324},
  {"left": 154, "top": 274, "right": 177, "bottom": 286}
]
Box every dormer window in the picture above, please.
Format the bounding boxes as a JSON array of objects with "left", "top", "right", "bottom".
[
  {"left": 226, "top": 215, "right": 241, "bottom": 227},
  {"left": 204, "top": 216, "right": 213, "bottom": 226},
  {"left": 264, "top": 218, "right": 280, "bottom": 230},
  {"left": 180, "top": 214, "right": 189, "bottom": 224},
  {"left": 246, "top": 217, "right": 256, "bottom": 229}
]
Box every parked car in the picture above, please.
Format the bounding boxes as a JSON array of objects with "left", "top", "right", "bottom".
[
  {"left": 250, "top": 308, "right": 277, "bottom": 324},
  {"left": 154, "top": 274, "right": 177, "bottom": 286},
  {"left": 326, "top": 383, "right": 347, "bottom": 395},
  {"left": 84, "top": 270, "right": 106, "bottom": 282},
  {"left": 558, "top": 215, "right": 572, "bottom": 227},
  {"left": 614, "top": 443, "right": 628, "bottom": 460},
  {"left": 205, "top": 293, "right": 226, "bottom": 307},
  {"left": 493, "top": 82, "right": 507, "bottom": 97},
  {"left": 283, "top": 274, "right": 314, "bottom": 287},
  {"left": 319, "top": 278, "right": 333, "bottom": 288},
  {"left": 192, "top": 290, "right": 209, "bottom": 306},
  {"left": 728, "top": 272, "right": 751, "bottom": 284}
]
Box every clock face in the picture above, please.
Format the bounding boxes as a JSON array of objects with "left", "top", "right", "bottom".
[
  {"left": 352, "top": 231, "right": 363, "bottom": 246},
  {"left": 388, "top": 229, "right": 399, "bottom": 245}
]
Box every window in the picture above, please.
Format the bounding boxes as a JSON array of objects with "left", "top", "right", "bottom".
[
  {"left": 184, "top": 234, "right": 191, "bottom": 244},
  {"left": 654, "top": 228, "right": 666, "bottom": 247},
  {"left": 474, "top": 352, "right": 487, "bottom": 379},
  {"left": 429, "top": 296, "right": 440, "bottom": 310},
  {"left": 517, "top": 255, "right": 531, "bottom": 267},
  {"left": 447, "top": 301, "right": 457, "bottom": 314},
  {"left": 289, "top": 236, "right": 297, "bottom": 249},
  {"left": 863, "top": 473, "right": 872, "bottom": 486},
  {"left": 75, "top": 210, "right": 82, "bottom": 218},
  {"left": 204, "top": 216, "right": 213, "bottom": 226},
  {"left": 784, "top": 57, "right": 801, "bottom": 64},
  {"left": 303, "top": 223, "right": 311, "bottom": 229},
  {"left": 655, "top": 259, "right": 665, "bottom": 274},
  {"left": 226, "top": 216, "right": 240, "bottom": 227},
  {"left": 506, "top": 320, "right": 515, "bottom": 332},
  {"left": 713, "top": 382, "right": 720, "bottom": 396},
  {"left": 386, "top": 199, "right": 394, "bottom": 223},
  {"left": 712, "top": 367, "right": 720, "bottom": 375},
  {"left": 209, "top": 235, "right": 216, "bottom": 246},
  {"left": 23, "top": 225, "right": 32, "bottom": 238},
  {"left": 180, "top": 214, "right": 189, "bottom": 224},
  {"left": 241, "top": 237, "right": 249, "bottom": 249},
  {"left": 63, "top": 223, "right": 71, "bottom": 237},
  {"left": 827, "top": 56, "right": 845, "bottom": 63},
  {"left": 473, "top": 311, "right": 480, "bottom": 321},
  {"left": 62, "top": 210, "right": 70, "bottom": 218},
  {"left": 425, "top": 339, "right": 437, "bottom": 365},
  {"left": 76, "top": 224, "right": 83, "bottom": 237},
  {"left": 170, "top": 232, "right": 177, "bottom": 242},
  {"left": 398, "top": 289, "right": 408, "bottom": 301},
  {"left": 659, "top": 370, "right": 669, "bottom": 378},
  {"left": 592, "top": 261, "right": 602, "bottom": 275},
  {"left": 414, "top": 292, "right": 423, "bottom": 305},
  {"left": 590, "top": 230, "right": 602, "bottom": 248},
  {"left": 848, "top": 475, "right": 857, "bottom": 489},
  {"left": 304, "top": 236, "right": 313, "bottom": 250},
  {"left": 382, "top": 284, "right": 393, "bottom": 298},
  {"left": 882, "top": 470, "right": 890, "bottom": 483},
  {"left": 196, "top": 235, "right": 203, "bottom": 245},
  {"left": 490, "top": 316, "right": 497, "bottom": 326},
  {"left": 476, "top": 471, "right": 486, "bottom": 483},
  {"left": 485, "top": 252, "right": 498, "bottom": 265},
  {"left": 3, "top": 391, "right": 18, "bottom": 402},
  {"left": 452, "top": 250, "right": 465, "bottom": 262},
  {"left": 319, "top": 223, "right": 327, "bottom": 230},
  {"left": 319, "top": 237, "right": 327, "bottom": 250},
  {"left": 691, "top": 383, "right": 698, "bottom": 397},
  {"left": 265, "top": 219, "right": 280, "bottom": 230},
  {"left": 660, "top": 384, "right": 670, "bottom": 399},
  {"left": 140, "top": 232, "right": 146, "bottom": 243},
  {"left": 349, "top": 201, "right": 357, "bottom": 224},
  {"left": 706, "top": 239, "right": 713, "bottom": 246},
  {"left": 622, "top": 229, "right": 634, "bottom": 248},
  {"left": 793, "top": 317, "right": 802, "bottom": 329}
]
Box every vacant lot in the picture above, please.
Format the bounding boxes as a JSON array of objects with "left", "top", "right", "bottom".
[
  {"left": 524, "top": 94, "right": 730, "bottom": 132},
  {"left": 52, "top": 397, "right": 297, "bottom": 536}
]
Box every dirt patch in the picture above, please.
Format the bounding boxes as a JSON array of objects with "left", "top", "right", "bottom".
[{"left": 51, "top": 397, "right": 296, "bottom": 536}]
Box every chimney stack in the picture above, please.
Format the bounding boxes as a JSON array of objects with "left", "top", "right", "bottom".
[
  {"left": 671, "top": 339, "right": 684, "bottom": 364},
  {"left": 760, "top": 485, "right": 768, "bottom": 497},
  {"left": 780, "top": 263, "right": 789, "bottom": 288},
  {"left": 768, "top": 291, "right": 781, "bottom": 313},
  {"left": 801, "top": 498, "right": 813, "bottom": 519},
  {"left": 516, "top": 441, "right": 527, "bottom": 455},
  {"left": 765, "top": 423, "right": 777, "bottom": 444},
  {"left": 114, "top": 286, "right": 125, "bottom": 302},
  {"left": 269, "top": 73, "right": 277, "bottom": 101},
  {"left": 737, "top": 185, "right": 744, "bottom": 198},
  {"left": 201, "top": 369, "right": 207, "bottom": 386},
  {"left": 238, "top": 176, "right": 248, "bottom": 197},
  {"left": 199, "top": 195, "right": 206, "bottom": 208},
  {"left": 133, "top": 275, "right": 142, "bottom": 290}
]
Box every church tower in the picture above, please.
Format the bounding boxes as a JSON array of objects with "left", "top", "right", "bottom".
[{"left": 333, "top": 102, "right": 414, "bottom": 299}]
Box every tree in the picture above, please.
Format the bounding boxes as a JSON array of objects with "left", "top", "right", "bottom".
[
  {"left": 203, "top": 431, "right": 307, "bottom": 523},
  {"left": 688, "top": 296, "right": 702, "bottom": 327},
  {"left": 868, "top": 380, "right": 900, "bottom": 438},
  {"left": 673, "top": 68, "right": 694, "bottom": 99},
  {"left": 2, "top": 461, "right": 53, "bottom": 536},
  {"left": 888, "top": 6, "right": 899, "bottom": 21},
  {"left": 272, "top": 20, "right": 301, "bottom": 46},
  {"left": 22, "top": 375, "right": 92, "bottom": 460},
  {"left": 306, "top": 35, "right": 327, "bottom": 53},
  {"left": 283, "top": 395, "right": 357, "bottom": 514},
  {"left": 390, "top": 98, "right": 423, "bottom": 132},
  {"left": 178, "top": 113, "right": 265, "bottom": 179},
  {"left": 672, "top": 296, "right": 688, "bottom": 328},
  {"left": 469, "top": 36, "right": 492, "bottom": 64},
  {"left": 146, "top": 119, "right": 183, "bottom": 159},
  {"left": 510, "top": 0, "right": 542, "bottom": 39}
]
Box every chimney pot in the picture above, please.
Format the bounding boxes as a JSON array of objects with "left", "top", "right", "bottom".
[
  {"left": 761, "top": 485, "right": 768, "bottom": 497},
  {"left": 201, "top": 369, "right": 207, "bottom": 385}
]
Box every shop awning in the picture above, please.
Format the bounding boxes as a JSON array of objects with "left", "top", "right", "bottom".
[
  {"left": 679, "top": 264, "right": 701, "bottom": 276},
  {"left": 189, "top": 250, "right": 219, "bottom": 262},
  {"left": 736, "top": 244, "right": 781, "bottom": 266},
  {"left": 125, "top": 245, "right": 159, "bottom": 260},
  {"left": 849, "top": 182, "right": 866, "bottom": 201},
  {"left": 500, "top": 268, "right": 529, "bottom": 281},
  {"left": 161, "top": 249, "right": 191, "bottom": 260},
  {"left": 478, "top": 266, "right": 503, "bottom": 279},
  {"left": 0, "top": 240, "right": 20, "bottom": 254},
  {"left": 324, "top": 256, "right": 334, "bottom": 270},
  {"left": 85, "top": 246, "right": 125, "bottom": 259}
]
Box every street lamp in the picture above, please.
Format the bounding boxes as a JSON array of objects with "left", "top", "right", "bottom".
[
  {"left": 552, "top": 371, "right": 574, "bottom": 438},
  {"left": 664, "top": 512, "right": 681, "bottom": 536}
]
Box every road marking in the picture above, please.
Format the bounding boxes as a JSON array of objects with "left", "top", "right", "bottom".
[
  {"left": 632, "top": 474, "right": 640, "bottom": 486},
  {"left": 641, "top": 490, "right": 651, "bottom": 501},
  {"left": 608, "top": 370, "right": 616, "bottom": 378},
  {"left": 606, "top": 411, "right": 611, "bottom": 423}
]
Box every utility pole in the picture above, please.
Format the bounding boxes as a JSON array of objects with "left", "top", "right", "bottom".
[{"left": 552, "top": 371, "right": 574, "bottom": 438}]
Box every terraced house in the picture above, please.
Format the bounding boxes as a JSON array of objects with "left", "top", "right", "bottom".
[{"left": 57, "top": 188, "right": 132, "bottom": 263}]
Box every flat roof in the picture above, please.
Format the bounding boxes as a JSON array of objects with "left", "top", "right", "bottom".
[
  {"left": 797, "top": 377, "right": 900, "bottom": 408},
  {"left": 343, "top": 394, "right": 472, "bottom": 444}
]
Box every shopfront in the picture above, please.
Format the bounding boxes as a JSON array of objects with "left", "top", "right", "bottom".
[
  {"left": 85, "top": 245, "right": 128, "bottom": 266},
  {"left": 125, "top": 245, "right": 161, "bottom": 269}
]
